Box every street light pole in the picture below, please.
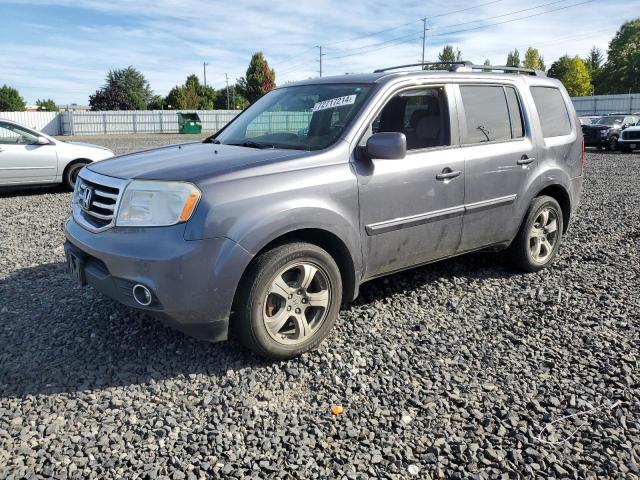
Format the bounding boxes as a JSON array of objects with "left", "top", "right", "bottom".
[{"left": 203, "top": 62, "right": 209, "bottom": 87}]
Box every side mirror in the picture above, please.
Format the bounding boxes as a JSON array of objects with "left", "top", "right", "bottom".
[
  {"left": 366, "top": 132, "right": 406, "bottom": 160},
  {"left": 36, "top": 136, "right": 50, "bottom": 145}
]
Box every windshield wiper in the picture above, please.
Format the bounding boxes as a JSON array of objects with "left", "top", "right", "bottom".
[{"left": 228, "top": 140, "right": 274, "bottom": 149}]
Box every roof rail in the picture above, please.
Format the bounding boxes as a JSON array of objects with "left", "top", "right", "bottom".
[{"left": 374, "top": 61, "right": 546, "bottom": 77}]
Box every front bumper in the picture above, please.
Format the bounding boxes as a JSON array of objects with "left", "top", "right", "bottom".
[
  {"left": 618, "top": 138, "right": 640, "bottom": 150},
  {"left": 64, "top": 217, "right": 253, "bottom": 342}
]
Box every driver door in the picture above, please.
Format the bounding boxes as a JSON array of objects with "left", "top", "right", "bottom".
[
  {"left": 0, "top": 121, "right": 58, "bottom": 185},
  {"left": 354, "top": 85, "right": 465, "bottom": 278}
]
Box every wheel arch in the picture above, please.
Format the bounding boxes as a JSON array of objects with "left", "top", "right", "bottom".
[
  {"left": 238, "top": 227, "right": 359, "bottom": 304},
  {"left": 534, "top": 183, "right": 571, "bottom": 233},
  {"left": 62, "top": 158, "right": 92, "bottom": 181}
]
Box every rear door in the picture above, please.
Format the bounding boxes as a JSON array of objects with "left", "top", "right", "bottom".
[
  {"left": 455, "top": 83, "right": 537, "bottom": 252},
  {"left": 0, "top": 122, "right": 57, "bottom": 185},
  {"left": 354, "top": 85, "right": 465, "bottom": 278}
]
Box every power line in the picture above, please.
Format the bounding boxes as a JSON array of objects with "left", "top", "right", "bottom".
[
  {"left": 273, "top": 0, "right": 505, "bottom": 66},
  {"left": 430, "top": 0, "right": 571, "bottom": 31},
  {"left": 430, "top": 0, "right": 594, "bottom": 37},
  {"left": 324, "top": 30, "right": 423, "bottom": 59},
  {"left": 429, "top": 0, "right": 505, "bottom": 19}
]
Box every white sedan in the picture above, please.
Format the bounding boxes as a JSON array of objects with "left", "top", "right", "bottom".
[{"left": 0, "top": 119, "right": 114, "bottom": 189}]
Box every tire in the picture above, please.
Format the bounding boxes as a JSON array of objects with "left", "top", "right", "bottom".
[
  {"left": 620, "top": 145, "right": 631, "bottom": 154},
  {"left": 607, "top": 136, "right": 619, "bottom": 152},
  {"left": 232, "top": 242, "right": 342, "bottom": 359},
  {"left": 508, "top": 196, "right": 564, "bottom": 273},
  {"left": 63, "top": 161, "right": 89, "bottom": 190}
]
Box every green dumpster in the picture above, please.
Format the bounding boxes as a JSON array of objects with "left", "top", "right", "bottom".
[{"left": 177, "top": 112, "right": 202, "bottom": 134}]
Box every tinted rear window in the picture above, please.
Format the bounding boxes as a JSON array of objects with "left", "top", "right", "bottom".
[
  {"left": 530, "top": 86, "right": 572, "bottom": 138},
  {"left": 460, "top": 85, "right": 511, "bottom": 144}
]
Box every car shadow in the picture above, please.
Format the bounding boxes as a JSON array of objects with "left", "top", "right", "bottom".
[
  {"left": 0, "top": 184, "right": 68, "bottom": 198},
  {"left": 0, "top": 252, "right": 518, "bottom": 398}
]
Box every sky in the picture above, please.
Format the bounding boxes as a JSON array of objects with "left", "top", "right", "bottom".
[{"left": 0, "top": 0, "right": 636, "bottom": 105}]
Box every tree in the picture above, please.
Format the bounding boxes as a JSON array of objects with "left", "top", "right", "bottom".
[
  {"left": 437, "top": 45, "right": 457, "bottom": 63},
  {"left": 89, "top": 84, "right": 135, "bottom": 110},
  {"left": 523, "top": 47, "right": 545, "bottom": 71},
  {"left": 0, "top": 85, "right": 26, "bottom": 111},
  {"left": 215, "top": 84, "right": 249, "bottom": 110},
  {"left": 164, "top": 74, "right": 218, "bottom": 109},
  {"left": 105, "top": 66, "right": 153, "bottom": 109},
  {"left": 598, "top": 18, "right": 640, "bottom": 94},
  {"left": 36, "top": 98, "right": 58, "bottom": 111},
  {"left": 585, "top": 46, "right": 604, "bottom": 71},
  {"left": 584, "top": 46, "right": 605, "bottom": 94},
  {"left": 237, "top": 52, "right": 275, "bottom": 104},
  {"left": 147, "top": 95, "right": 165, "bottom": 110},
  {"left": 506, "top": 49, "right": 521, "bottom": 67},
  {"left": 547, "top": 55, "right": 592, "bottom": 97},
  {"left": 483, "top": 59, "right": 492, "bottom": 72}
]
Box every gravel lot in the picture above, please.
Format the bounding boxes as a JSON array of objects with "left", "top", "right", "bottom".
[{"left": 1, "top": 137, "right": 639, "bottom": 479}]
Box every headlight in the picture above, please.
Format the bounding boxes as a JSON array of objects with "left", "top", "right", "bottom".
[
  {"left": 115, "top": 180, "right": 201, "bottom": 227},
  {"left": 601, "top": 130, "right": 609, "bottom": 136}
]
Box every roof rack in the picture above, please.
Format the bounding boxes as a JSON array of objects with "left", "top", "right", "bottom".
[{"left": 373, "top": 61, "right": 545, "bottom": 77}]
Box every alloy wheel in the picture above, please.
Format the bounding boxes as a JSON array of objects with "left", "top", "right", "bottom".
[
  {"left": 262, "top": 262, "right": 331, "bottom": 345},
  {"left": 528, "top": 207, "right": 559, "bottom": 263}
]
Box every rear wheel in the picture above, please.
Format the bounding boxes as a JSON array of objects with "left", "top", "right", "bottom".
[
  {"left": 63, "top": 161, "right": 89, "bottom": 190},
  {"left": 233, "top": 242, "right": 342, "bottom": 359},
  {"left": 508, "top": 196, "right": 563, "bottom": 272}
]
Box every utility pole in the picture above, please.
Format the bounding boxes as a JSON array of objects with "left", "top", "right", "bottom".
[
  {"left": 421, "top": 18, "right": 427, "bottom": 67},
  {"left": 225, "top": 73, "right": 230, "bottom": 110},
  {"left": 316, "top": 45, "right": 325, "bottom": 77},
  {"left": 203, "top": 62, "right": 209, "bottom": 87}
]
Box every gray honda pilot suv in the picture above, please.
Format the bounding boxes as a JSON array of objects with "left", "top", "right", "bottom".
[{"left": 64, "top": 62, "right": 584, "bottom": 359}]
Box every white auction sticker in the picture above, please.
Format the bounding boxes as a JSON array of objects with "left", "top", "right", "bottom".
[{"left": 313, "top": 94, "right": 357, "bottom": 112}]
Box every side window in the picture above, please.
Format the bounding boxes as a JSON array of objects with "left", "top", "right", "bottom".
[
  {"left": 505, "top": 87, "right": 524, "bottom": 138},
  {"left": 530, "top": 86, "right": 572, "bottom": 138},
  {"left": 0, "top": 123, "right": 37, "bottom": 145},
  {"left": 368, "top": 87, "right": 450, "bottom": 151},
  {"left": 460, "top": 85, "right": 511, "bottom": 144}
]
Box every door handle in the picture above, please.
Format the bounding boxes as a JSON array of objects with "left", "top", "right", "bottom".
[
  {"left": 517, "top": 155, "right": 535, "bottom": 165},
  {"left": 436, "top": 169, "right": 462, "bottom": 180}
]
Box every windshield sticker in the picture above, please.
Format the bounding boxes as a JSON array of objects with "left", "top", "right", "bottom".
[{"left": 313, "top": 94, "right": 357, "bottom": 112}]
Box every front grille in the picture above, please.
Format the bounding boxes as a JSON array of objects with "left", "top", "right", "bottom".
[
  {"left": 73, "top": 169, "right": 128, "bottom": 232},
  {"left": 78, "top": 179, "right": 119, "bottom": 228},
  {"left": 623, "top": 130, "right": 640, "bottom": 140}
]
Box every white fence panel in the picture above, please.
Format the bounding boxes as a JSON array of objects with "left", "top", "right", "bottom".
[
  {"left": 0, "top": 111, "right": 62, "bottom": 135},
  {"left": 571, "top": 93, "right": 640, "bottom": 116},
  {"left": 61, "top": 110, "right": 241, "bottom": 135}
]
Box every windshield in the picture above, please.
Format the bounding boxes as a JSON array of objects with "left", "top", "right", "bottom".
[
  {"left": 208, "top": 84, "right": 372, "bottom": 151},
  {"left": 593, "top": 116, "right": 624, "bottom": 126}
]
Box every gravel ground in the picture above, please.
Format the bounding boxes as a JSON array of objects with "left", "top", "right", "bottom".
[{"left": 0, "top": 138, "right": 639, "bottom": 479}]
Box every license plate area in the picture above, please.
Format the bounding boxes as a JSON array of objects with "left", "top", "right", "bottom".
[{"left": 66, "top": 250, "right": 86, "bottom": 286}]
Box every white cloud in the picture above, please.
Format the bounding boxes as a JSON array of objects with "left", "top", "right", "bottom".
[{"left": 0, "top": 0, "right": 633, "bottom": 103}]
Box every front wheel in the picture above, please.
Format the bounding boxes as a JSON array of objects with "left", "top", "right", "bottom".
[
  {"left": 63, "top": 161, "right": 89, "bottom": 190},
  {"left": 620, "top": 145, "right": 631, "bottom": 153},
  {"left": 608, "top": 136, "right": 619, "bottom": 152},
  {"left": 233, "top": 242, "right": 342, "bottom": 359},
  {"left": 508, "top": 196, "right": 563, "bottom": 272}
]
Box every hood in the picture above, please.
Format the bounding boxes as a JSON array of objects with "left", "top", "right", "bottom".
[
  {"left": 87, "top": 142, "right": 304, "bottom": 182},
  {"left": 582, "top": 124, "right": 614, "bottom": 130},
  {"left": 64, "top": 141, "right": 113, "bottom": 151}
]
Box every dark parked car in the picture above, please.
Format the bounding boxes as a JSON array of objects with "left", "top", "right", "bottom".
[
  {"left": 64, "top": 62, "right": 584, "bottom": 359},
  {"left": 582, "top": 114, "right": 639, "bottom": 151}
]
